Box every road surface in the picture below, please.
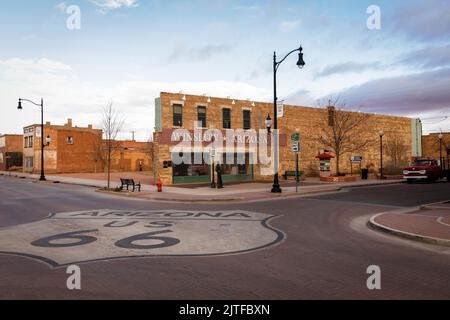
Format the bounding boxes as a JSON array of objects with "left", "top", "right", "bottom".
[{"left": 0, "top": 176, "right": 449, "bottom": 299}]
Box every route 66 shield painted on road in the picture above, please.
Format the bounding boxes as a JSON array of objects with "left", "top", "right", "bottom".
[{"left": 0, "top": 209, "right": 284, "bottom": 267}]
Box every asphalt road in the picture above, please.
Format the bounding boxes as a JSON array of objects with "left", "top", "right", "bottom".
[{"left": 0, "top": 175, "right": 449, "bottom": 299}]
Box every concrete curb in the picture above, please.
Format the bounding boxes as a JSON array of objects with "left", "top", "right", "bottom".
[
  {"left": 1, "top": 171, "right": 404, "bottom": 204},
  {"left": 368, "top": 205, "right": 450, "bottom": 247},
  {"left": 96, "top": 186, "right": 347, "bottom": 203}
]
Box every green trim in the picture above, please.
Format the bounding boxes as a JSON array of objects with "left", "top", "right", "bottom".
[
  {"left": 221, "top": 174, "right": 253, "bottom": 182},
  {"left": 154, "top": 97, "right": 162, "bottom": 132},
  {"left": 173, "top": 175, "right": 210, "bottom": 184}
]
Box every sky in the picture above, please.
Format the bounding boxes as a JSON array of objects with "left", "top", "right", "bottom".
[{"left": 0, "top": 0, "right": 449, "bottom": 141}]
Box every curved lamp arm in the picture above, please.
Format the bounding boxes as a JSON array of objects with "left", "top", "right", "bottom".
[
  {"left": 19, "top": 98, "right": 43, "bottom": 108},
  {"left": 275, "top": 46, "right": 303, "bottom": 72}
]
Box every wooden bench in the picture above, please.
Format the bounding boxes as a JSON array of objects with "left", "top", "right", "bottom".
[
  {"left": 283, "top": 171, "right": 304, "bottom": 181},
  {"left": 120, "top": 178, "right": 141, "bottom": 192}
]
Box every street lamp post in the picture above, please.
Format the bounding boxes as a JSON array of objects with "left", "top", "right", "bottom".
[
  {"left": 272, "top": 45, "right": 305, "bottom": 193},
  {"left": 379, "top": 130, "right": 385, "bottom": 179},
  {"left": 17, "top": 98, "right": 50, "bottom": 181},
  {"left": 438, "top": 133, "right": 443, "bottom": 170},
  {"left": 210, "top": 124, "right": 216, "bottom": 189}
]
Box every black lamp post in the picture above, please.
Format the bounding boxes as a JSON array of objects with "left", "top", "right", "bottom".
[
  {"left": 438, "top": 132, "right": 443, "bottom": 170},
  {"left": 272, "top": 45, "right": 305, "bottom": 193},
  {"left": 210, "top": 124, "right": 216, "bottom": 188},
  {"left": 379, "top": 130, "right": 384, "bottom": 179},
  {"left": 17, "top": 98, "right": 50, "bottom": 181}
]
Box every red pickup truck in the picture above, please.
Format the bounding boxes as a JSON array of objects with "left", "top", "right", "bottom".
[{"left": 403, "top": 158, "right": 450, "bottom": 183}]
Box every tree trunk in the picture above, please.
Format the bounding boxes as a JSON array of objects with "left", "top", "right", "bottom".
[
  {"left": 336, "top": 154, "right": 340, "bottom": 176},
  {"left": 107, "top": 144, "right": 111, "bottom": 189}
]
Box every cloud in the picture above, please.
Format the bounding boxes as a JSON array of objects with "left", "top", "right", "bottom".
[
  {"left": 397, "top": 44, "right": 450, "bottom": 69},
  {"left": 335, "top": 68, "right": 450, "bottom": 116},
  {"left": 90, "top": 0, "right": 138, "bottom": 12},
  {"left": 55, "top": 2, "right": 66, "bottom": 13},
  {"left": 167, "top": 44, "right": 234, "bottom": 63},
  {"left": 279, "top": 20, "right": 300, "bottom": 32},
  {"left": 232, "top": 5, "right": 260, "bottom": 11},
  {"left": 0, "top": 58, "right": 72, "bottom": 74},
  {"left": 316, "top": 62, "right": 382, "bottom": 78},
  {"left": 285, "top": 89, "right": 315, "bottom": 106},
  {"left": 0, "top": 57, "right": 269, "bottom": 140},
  {"left": 391, "top": 0, "right": 450, "bottom": 41}
]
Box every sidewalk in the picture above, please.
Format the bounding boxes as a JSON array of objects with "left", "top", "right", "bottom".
[
  {"left": 1, "top": 170, "right": 403, "bottom": 203},
  {"left": 369, "top": 202, "right": 450, "bottom": 247}
]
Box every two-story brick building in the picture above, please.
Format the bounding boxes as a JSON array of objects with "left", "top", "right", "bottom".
[
  {"left": 0, "top": 134, "right": 23, "bottom": 171},
  {"left": 22, "top": 119, "right": 153, "bottom": 174},
  {"left": 23, "top": 119, "right": 103, "bottom": 174},
  {"left": 153, "top": 92, "right": 421, "bottom": 185}
]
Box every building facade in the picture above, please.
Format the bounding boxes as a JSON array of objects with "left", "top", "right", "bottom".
[
  {"left": 21, "top": 119, "right": 153, "bottom": 174},
  {"left": 109, "top": 140, "right": 153, "bottom": 172},
  {"left": 0, "top": 134, "right": 23, "bottom": 171},
  {"left": 153, "top": 92, "right": 420, "bottom": 185},
  {"left": 422, "top": 132, "right": 450, "bottom": 164},
  {"left": 23, "top": 119, "right": 103, "bottom": 174}
]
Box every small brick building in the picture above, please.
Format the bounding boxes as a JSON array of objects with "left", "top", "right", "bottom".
[
  {"left": 0, "top": 134, "right": 23, "bottom": 171},
  {"left": 153, "top": 92, "right": 421, "bottom": 185},
  {"left": 22, "top": 119, "right": 153, "bottom": 174},
  {"left": 109, "top": 140, "right": 153, "bottom": 172},
  {"left": 23, "top": 119, "right": 103, "bottom": 174}
]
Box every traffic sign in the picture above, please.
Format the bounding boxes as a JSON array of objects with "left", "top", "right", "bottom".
[
  {"left": 351, "top": 156, "right": 363, "bottom": 162},
  {"left": 291, "top": 132, "right": 300, "bottom": 142},
  {"left": 291, "top": 142, "right": 300, "bottom": 153}
]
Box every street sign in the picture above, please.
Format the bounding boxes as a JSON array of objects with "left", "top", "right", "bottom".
[
  {"left": 351, "top": 156, "right": 363, "bottom": 162},
  {"left": 277, "top": 101, "right": 284, "bottom": 118},
  {"left": 291, "top": 142, "right": 300, "bottom": 153},
  {"left": 291, "top": 132, "right": 300, "bottom": 142}
]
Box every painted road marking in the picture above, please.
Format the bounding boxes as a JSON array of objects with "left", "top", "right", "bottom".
[
  {"left": 0, "top": 209, "right": 284, "bottom": 267},
  {"left": 437, "top": 217, "right": 450, "bottom": 227}
]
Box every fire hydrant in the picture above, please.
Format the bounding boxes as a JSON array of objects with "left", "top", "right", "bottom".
[{"left": 156, "top": 179, "right": 163, "bottom": 192}]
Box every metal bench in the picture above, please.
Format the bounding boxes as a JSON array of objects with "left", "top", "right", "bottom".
[
  {"left": 283, "top": 170, "right": 304, "bottom": 181},
  {"left": 120, "top": 178, "right": 141, "bottom": 192}
]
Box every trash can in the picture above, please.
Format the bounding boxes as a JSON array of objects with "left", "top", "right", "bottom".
[{"left": 361, "top": 169, "right": 369, "bottom": 180}]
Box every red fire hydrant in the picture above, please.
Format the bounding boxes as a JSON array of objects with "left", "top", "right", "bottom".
[{"left": 156, "top": 179, "right": 163, "bottom": 192}]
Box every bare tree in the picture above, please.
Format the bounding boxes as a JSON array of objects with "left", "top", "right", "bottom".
[
  {"left": 101, "top": 102, "right": 124, "bottom": 189},
  {"left": 384, "top": 134, "right": 408, "bottom": 170},
  {"left": 316, "top": 97, "right": 374, "bottom": 176}
]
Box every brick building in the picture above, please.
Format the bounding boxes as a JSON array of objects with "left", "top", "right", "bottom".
[
  {"left": 0, "top": 134, "right": 23, "bottom": 171},
  {"left": 21, "top": 118, "right": 153, "bottom": 174},
  {"left": 109, "top": 140, "right": 153, "bottom": 172},
  {"left": 422, "top": 132, "right": 450, "bottom": 164},
  {"left": 23, "top": 119, "right": 103, "bottom": 174},
  {"left": 153, "top": 92, "right": 421, "bottom": 185}
]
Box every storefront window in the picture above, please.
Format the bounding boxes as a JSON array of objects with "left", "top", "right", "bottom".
[
  {"left": 220, "top": 153, "right": 252, "bottom": 175},
  {"left": 172, "top": 153, "right": 209, "bottom": 177}
]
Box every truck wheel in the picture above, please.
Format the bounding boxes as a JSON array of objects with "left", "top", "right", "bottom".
[{"left": 406, "top": 179, "right": 413, "bottom": 184}]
